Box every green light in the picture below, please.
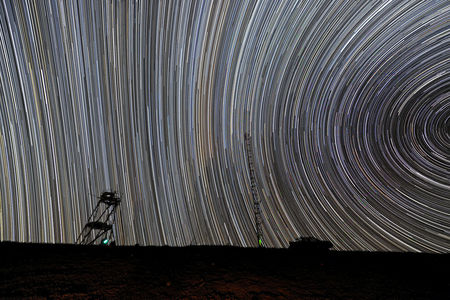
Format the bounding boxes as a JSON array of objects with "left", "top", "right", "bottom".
[
  {"left": 102, "top": 238, "right": 109, "bottom": 245},
  {"left": 259, "top": 239, "right": 262, "bottom": 246}
]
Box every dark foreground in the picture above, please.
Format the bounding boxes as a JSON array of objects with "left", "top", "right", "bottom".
[{"left": 0, "top": 242, "right": 448, "bottom": 299}]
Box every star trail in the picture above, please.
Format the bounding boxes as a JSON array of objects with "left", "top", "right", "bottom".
[{"left": 0, "top": 0, "right": 449, "bottom": 252}]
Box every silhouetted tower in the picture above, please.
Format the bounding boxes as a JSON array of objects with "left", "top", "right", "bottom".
[
  {"left": 244, "top": 133, "right": 263, "bottom": 247},
  {"left": 76, "top": 191, "right": 121, "bottom": 245}
]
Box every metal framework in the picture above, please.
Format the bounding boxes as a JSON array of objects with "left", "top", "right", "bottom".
[
  {"left": 244, "top": 133, "right": 263, "bottom": 247},
  {"left": 76, "top": 191, "right": 121, "bottom": 245}
]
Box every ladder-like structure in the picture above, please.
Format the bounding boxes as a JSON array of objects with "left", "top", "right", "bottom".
[
  {"left": 76, "top": 191, "right": 121, "bottom": 245},
  {"left": 244, "top": 133, "right": 263, "bottom": 247}
]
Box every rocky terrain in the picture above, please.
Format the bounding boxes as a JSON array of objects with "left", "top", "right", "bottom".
[{"left": 1, "top": 242, "right": 448, "bottom": 299}]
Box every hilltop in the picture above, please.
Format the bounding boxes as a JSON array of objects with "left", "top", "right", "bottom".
[{"left": 1, "top": 242, "right": 448, "bottom": 299}]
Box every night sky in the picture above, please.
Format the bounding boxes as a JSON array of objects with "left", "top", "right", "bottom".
[{"left": 0, "top": 0, "right": 448, "bottom": 252}]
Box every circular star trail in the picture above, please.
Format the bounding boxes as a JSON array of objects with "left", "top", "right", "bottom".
[{"left": 0, "top": 0, "right": 449, "bottom": 252}]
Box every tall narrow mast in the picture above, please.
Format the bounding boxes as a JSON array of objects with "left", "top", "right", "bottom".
[{"left": 244, "top": 133, "right": 263, "bottom": 247}]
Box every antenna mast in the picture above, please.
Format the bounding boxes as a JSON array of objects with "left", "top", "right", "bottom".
[{"left": 244, "top": 133, "right": 263, "bottom": 247}]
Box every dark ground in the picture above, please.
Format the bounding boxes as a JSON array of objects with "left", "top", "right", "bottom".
[{"left": 0, "top": 242, "right": 448, "bottom": 299}]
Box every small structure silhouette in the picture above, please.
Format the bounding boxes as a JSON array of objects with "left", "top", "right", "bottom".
[
  {"left": 76, "top": 191, "right": 121, "bottom": 245},
  {"left": 289, "top": 236, "right": 333, "bottom": 252}
]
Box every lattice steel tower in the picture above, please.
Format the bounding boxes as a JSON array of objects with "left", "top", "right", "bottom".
[
  {"left": 76, "top": 191, "right": 121, "bottom": 245},
  {"left": 244, "top": 133, "right": 263, "bottom": 247}
]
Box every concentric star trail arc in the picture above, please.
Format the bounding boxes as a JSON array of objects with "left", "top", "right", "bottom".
[{"left": 0, "top": 0, "right": 449, "bottom": 253}]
